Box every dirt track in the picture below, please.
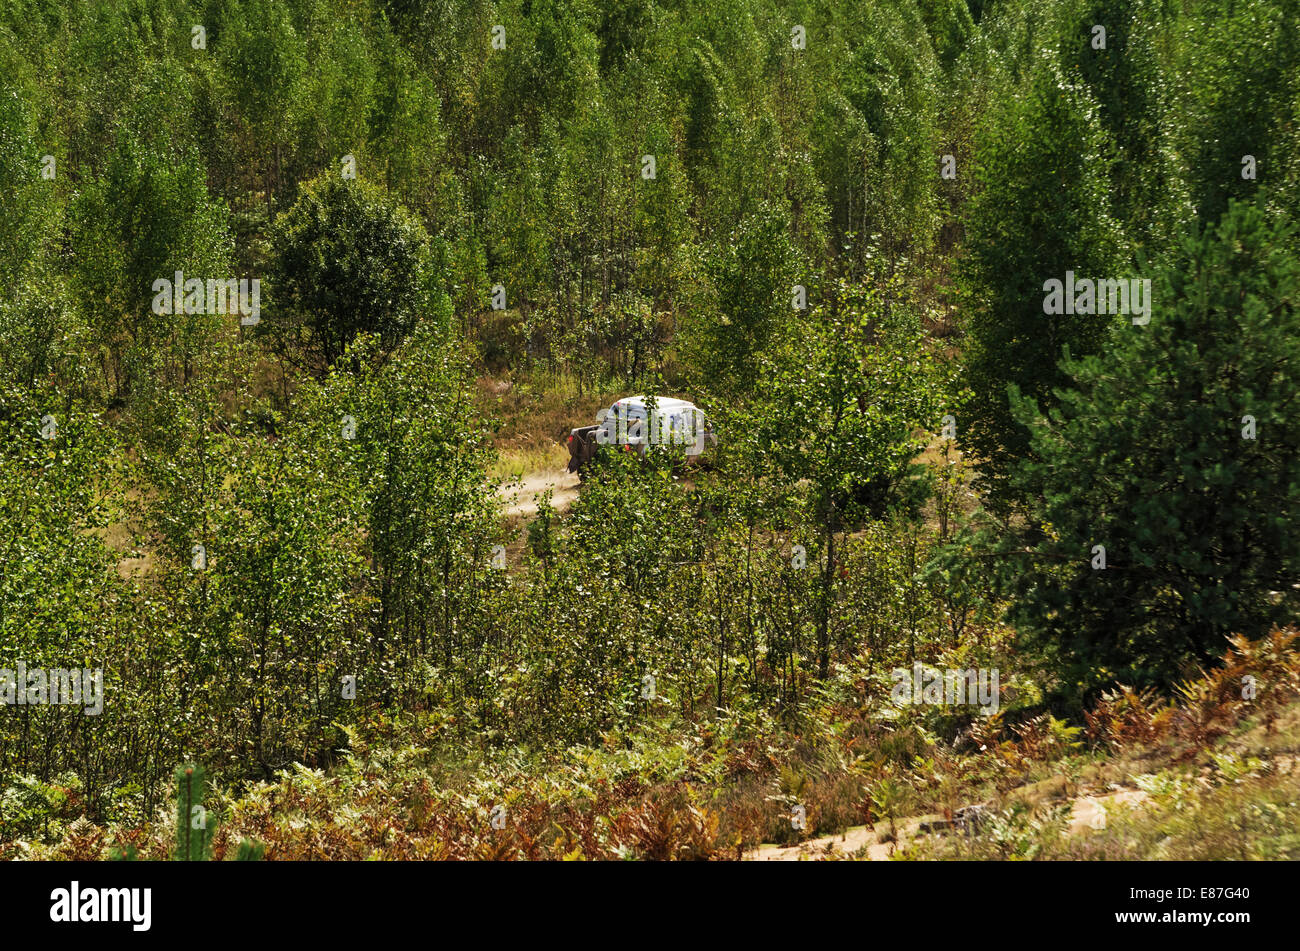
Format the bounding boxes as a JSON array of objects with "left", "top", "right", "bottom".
[
  {"left": 748, "top": 785, "right": 1150, "bottom": 861},
  {"left": 499, "top": 468, "right": 581, "bottom": 518}
]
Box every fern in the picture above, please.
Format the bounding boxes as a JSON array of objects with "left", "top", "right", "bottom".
[{"left": 171, "top": 762, "right": 266, "bottom": 861}]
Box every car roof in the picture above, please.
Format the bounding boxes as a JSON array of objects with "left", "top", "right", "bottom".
[{"left": 612, "top": 396, "right": 697, "bottom": 413}]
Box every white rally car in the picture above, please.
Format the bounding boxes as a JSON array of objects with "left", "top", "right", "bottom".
[{"left": 567, "top": 395, "right": 714, "bottom": 477}]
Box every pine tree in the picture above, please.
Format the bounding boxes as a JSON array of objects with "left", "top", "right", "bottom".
[
  {"left": 173, "top": 763, "right": 215, "bottom": 861},
  {"left": 957, "top": 58, "right": 1124, "bottom": 509},
  {"left": 1005, "top": 202, "right": 1300, "bottom": 692}
]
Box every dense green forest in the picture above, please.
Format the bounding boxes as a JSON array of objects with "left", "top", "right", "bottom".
[{"left": 2, "top": 0, "right": 1299, "bottom": 859}]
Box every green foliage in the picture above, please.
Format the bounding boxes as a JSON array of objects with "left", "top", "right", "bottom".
[
  {"left": 1063, "top": 0, "right": 1176, "bottom": 248},
  {"left": 740, "top": 279, "right": 947, "bottom": 674},
  {"left": 173, "top": 763, "right": 214, "bottom": 861},
  {"left": 2, "top": 0, "right": 1298, "bottom": 857},
  {"left": 234, "top": 838, "right": 266, "bottom": 861},
  {"left": 689, "top": 204, "right": 800, "bottom": 396},
  {"left": 1166, "top": 0, "right": 1300, "bottom": 226},
  {"left": 168, "top": 762, "right": 264, "bottom": 859},
  {"left": 0, "top": 81, "right": 50, "bottom": 288},
  {"left": 268, "top": 174, "right": 442, "bottom": 370},
  {"left": 958, "top": 55, "right": 1124, "bottom": 506},
  {"left": 70, "top": 135, "right": 233, "bottom": 402},
  {"left": 1005, "top": 202, "right": 1300, "bottom": 691},
  {"left": 748, "top": 279, "right": 946, "bottom": 531},
  {"left": 916, "top": 0, "right": 975, "bottom": 67}
]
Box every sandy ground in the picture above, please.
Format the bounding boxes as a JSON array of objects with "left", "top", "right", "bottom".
[
  {"left": 749, "top": 823, "right": 902, "bottom": 861},
  {"left": 747, "top": 785, "right": 1150, "bottom": 861},
  {"left": 499, "top": 468, "right": 581, "bottom": 518}
]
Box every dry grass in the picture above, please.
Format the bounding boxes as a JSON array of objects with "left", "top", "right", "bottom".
[
  {"left": 476, "top": 372, "right": 624, "bottom": 458},
  {"left": 489, "top": 445, "right": 570, "bottom": 482}
]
